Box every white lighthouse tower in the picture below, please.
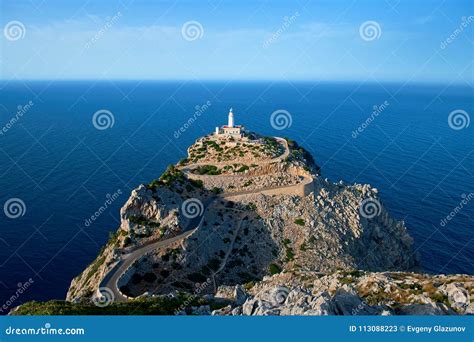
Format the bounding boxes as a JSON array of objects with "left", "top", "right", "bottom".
[
  {"left": 228, "top": 108, "right": 234, "bottom": 128},
  {"left": 215, "top": 107, "right": 244, "bottom": 139}
]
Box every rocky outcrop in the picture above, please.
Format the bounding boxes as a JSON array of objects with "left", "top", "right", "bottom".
[
  {"left": 62, "top": 133, "right": 468, "bottom": 316},
  {"left": 230, "top": 177, "right": 418, "bottom": 273},
  {"left": 211, "top": 271, "right": 473, "bottom": 316},
  {"left": 67, "top": 184, "right": 194, "bottom": 301}
]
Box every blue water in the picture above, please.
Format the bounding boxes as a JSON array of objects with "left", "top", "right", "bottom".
[{"left": 0, "top": 81, "right": 472, "bottom": 309}]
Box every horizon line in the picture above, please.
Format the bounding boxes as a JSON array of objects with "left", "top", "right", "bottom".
[{"left": 0, "top": 79, "right": 471, "bottom": 87}]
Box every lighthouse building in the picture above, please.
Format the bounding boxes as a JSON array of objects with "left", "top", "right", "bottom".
[{"left": 215, "top": 108, "right": 245, "bottom": 139}]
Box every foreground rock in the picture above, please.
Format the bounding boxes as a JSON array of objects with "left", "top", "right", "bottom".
[
  {"left": 212, "top": 271, "right": 473, "bottom": 316},
  {"left": 12, "top": 270, "right": 473, "bottom": 316}
]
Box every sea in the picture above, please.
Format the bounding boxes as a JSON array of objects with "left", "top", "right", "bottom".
[{"left": 0, "top": 80, "right": 472, "bottom": 310}]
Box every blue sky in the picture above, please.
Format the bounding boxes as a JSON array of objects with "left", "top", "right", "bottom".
[{"left": 1, "top": 0, "right": 472, "bottom": 82}]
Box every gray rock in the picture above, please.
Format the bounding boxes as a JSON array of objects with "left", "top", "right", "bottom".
[
  {"left": 211, "top": 305, "right": 233, "bottom": 316},
  {"left": 234, "top": 285, "right": 248, "bottom": 305},
  {"left": 333, "top": 288, "right": 375, "bottom": 315},
  {"left": 191, "top": 305, "right": 211, "bottom": 315},
  {"left": 242, "top": 299, "right": 258, "bottom": 315},
  {"left": 398, "top": 303, "right": 446, "bottom": 315},
  {"left": 464, "top": 303, "right": 474, "bottom": 315},
  {"left": 440, "top": 283, "right": 470, "bottom": 312},
  {"left": 309, "top": 292, "right": 334, "bottom": 315},
  {"left": 231, "top": 306, "right": 243, "bottom": 315}
]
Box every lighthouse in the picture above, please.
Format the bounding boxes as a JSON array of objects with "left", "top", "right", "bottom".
[
  {"left": 228, "top": 108, "right": 234, "bottom": 128},
  {"left": 215, "top": 107, "right": 244, "bottom": 138}
]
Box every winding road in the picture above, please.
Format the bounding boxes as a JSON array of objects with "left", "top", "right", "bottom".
[
  {"left": 101, "top": 229, "right": 198, "bottom": 302},
  {"left": 101, "top": 197, "right": 213, "bottom": 302},
  {"left": 100, "top": 136, "right": 311, "bottom": 302}
]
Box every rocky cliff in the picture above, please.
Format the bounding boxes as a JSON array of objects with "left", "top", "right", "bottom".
[{"left": 59, "top": 134, "right": 472, "bottom": 315}]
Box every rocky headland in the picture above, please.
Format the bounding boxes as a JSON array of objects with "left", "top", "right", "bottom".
[{"left": 12, "top": 132, "right": 473, "bottom": 315}]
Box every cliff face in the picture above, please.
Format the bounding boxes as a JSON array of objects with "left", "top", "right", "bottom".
[
  {"left": 55, "top": 133, "right": 474, "bottom": 317},
  {"left": 67, "top": 185, "right": 182, "bottom": 300},
  {"left": 66, "top": 134, "right": 423, "bottom": 306}
]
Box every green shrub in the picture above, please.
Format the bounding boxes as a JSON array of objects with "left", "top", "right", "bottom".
[
  {"left": 243, "top": 180, "right": 252, "bottom": 187},
  {"left": 11, "top": 294, "right": 230, "bottom": 315},
  {"left": 148, "top": 165, "right": 185, "bottom": 189},
  {"left": 246, "top": 203, "right": 257, "bottom": 211},
  {"left": 339, "top": 277, "right": 354, "bottom": 285},
  {"left": 285, "top": 248, "right": 295, "bottom": 261},
  {"left": 429, "top": 292, "right": 450, "bottom": 306},
  {"left": 243, "top": 281, "right": 255, "bottom": 291},
  {"left": 195, "top": 165, "right": 221, "bottom": 175},
  {"left": 269, "top": 263, "right": 282, "bottom": 275},
  {"left": 190, "top": 179, "right": 204, "bottom": 188},
  {"left": 128, "top": 215, "right": 160, "bottom": 228},
  {"left": 85, "top": 256, "right": 106, "bottom": 283},
  {"left": 235, "top": 165, "right": 249, "bottom": 173},
  {"left": 294, "top": 218, "right": 305, "bottom": 226},
  {"left": 211, "top": 187, "right": 222, "bottom": 194}
]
